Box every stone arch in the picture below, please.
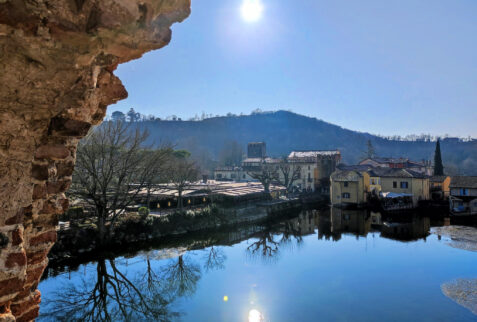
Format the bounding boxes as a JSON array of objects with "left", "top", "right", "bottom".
[{"left": 0, "top": 1, "right": 191, "bottom": 320}]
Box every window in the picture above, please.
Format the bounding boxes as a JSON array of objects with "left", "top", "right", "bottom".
[
  {"left": 342, "top": 193, "right": 351, "bottom": 199},
  {"left": 460, "top": 188, "right": 469, "bottom": 196},
  {"left": 370, "top": 178, "right": 376, "bottom": 185},
  {"left": 344, "top": 181, "right": 349, "bottom": 187},
  {"left": 400, "top": 181, "right": 409, "bottom": 189},
  {"left": 231, "top": 174, "right": 236, "bottom": 178},
  {"left": 217, "top": 174, "right": 222, "bottom": 179},
  {"left": 243, "top": 174, "right": 246, "bottom": 179},
  {"left": 393, "top": 181, "right": 397, "bottom": 188}
]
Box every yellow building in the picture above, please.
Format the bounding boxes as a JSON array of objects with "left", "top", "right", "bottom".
[
  {"left": 368, "top": 168, "right": 430, "bottom": 206},
  {"left": 368, "top": 173, "right": 382, "bottom": 194},
  {"left": 429, "top": 175, "right": 451, "bottom": 199},
  {"left": 330, "top": 170, "right": 369, "bottom": 207}
]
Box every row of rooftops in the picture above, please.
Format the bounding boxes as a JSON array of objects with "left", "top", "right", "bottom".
[
  {"left": 359, "top": 157, "right": 432, "bottom": 170},
  {"left": 214, "top": 166, "right": 243, "bottom": 171},
  {"left": 368, "top": 168, "right": 427, "bottom": 179},
  {"left": 241, "top": 150, "right": 341, "bottom": 165},
  {"left": 448, "top": 176, "right": 477, "bottom": 189},
  {"left": 136, "top": 181, "right": 285, "bottom": 198},
  {"left": 336, "top": 166, "right": 427, "bottom": 179},
  {"left": 333, "top": 165, "right": 477, "bottom": 188},
  {"left": 217, "top": 143, "right": 477, "bottom": 189},
  {"left": 288, "top": 150, "right": 341, "bottom": 158}
]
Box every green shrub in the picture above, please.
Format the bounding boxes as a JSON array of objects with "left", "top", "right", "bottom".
[{"left": 138, "top": 206, "right": 150, "bottom": 218}]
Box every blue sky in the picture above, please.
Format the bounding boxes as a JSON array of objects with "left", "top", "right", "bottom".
[{"left": 113, "top": 0, "right": 477, "bottom": 137}]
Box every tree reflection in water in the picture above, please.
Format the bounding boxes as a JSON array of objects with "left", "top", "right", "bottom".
[
  {"left": 42, "top": 259, "right": 179, "bottom": 321},
  {"left": 280, "top": 221, "right": 304, "bottom": 246},
  {"left": 162, "top": 255, "right": 201, "bottom": 297},
  {"left": 247, "top": 231, "right": 280, "bottom": 258},
  {"left": 203, "top": 246, "right": 226, "bottom": 272},
  {"left": 246, "top": 216, "right": 307, "bottom": 261},
  {"left": 42, "top": 247, "right": 227, "bottom": 321}
]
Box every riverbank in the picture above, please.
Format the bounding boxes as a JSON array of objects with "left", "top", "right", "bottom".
[{"left": 48, "top": 200, "right": 304, "bottom": 265}]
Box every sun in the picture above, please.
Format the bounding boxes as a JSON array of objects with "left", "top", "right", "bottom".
[{"left": 241, "top": 0, "right": 264, "bottom": 23}]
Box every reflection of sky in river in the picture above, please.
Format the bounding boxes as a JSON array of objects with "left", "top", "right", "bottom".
[{"left": 39, "top": 219, "right": 477, "bottom": 321}]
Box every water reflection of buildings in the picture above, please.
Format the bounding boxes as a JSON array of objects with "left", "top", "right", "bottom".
[
  {"left": 331, "top": 208, "right": 371, "bottom": 238},
  {"left": 316, "top": 208, "right": 371, "bottom": 241},
  {"left": 284, "top": 210, "right": 317, "bottom": 236},
  {"left": 315, "top": 208, "right": 431, "bottom": 242},
  {"left": 380, "top": 217, "right": 430, "bottom": 241}
]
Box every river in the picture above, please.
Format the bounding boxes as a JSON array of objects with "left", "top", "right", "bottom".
[{"left": 38, "top": 208, "right": 477, "bottom": 321}]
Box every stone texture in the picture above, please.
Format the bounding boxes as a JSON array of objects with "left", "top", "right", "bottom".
[
  {"left": 5, "top": 252, "right": 27, "bottom": 269},
  {"left": 48, "top": 117, "right": 92, "bottom": 137},
  {"left": 28, "top": 231, "right": 56, "bottom": 247},
  {"left": 0, "top": 0, "right": 191, "bottom": 320},
  {"left": 10, "top": 230, "right": 22, "bottom": 247},
  {"left": 46, "top": 180, "right": 71, "bottom": 195},
  {"left": 34, "top": 145, "right": 70, "bottom": 160},
  {"left": 30, "top": 165, "right": 48, "bottom": 181},
  {"left": 31, "top": 185, "right": 46, "bottom": 201},
  {"left": 56, "top": 161, "right": 75, "bottom": 178}
]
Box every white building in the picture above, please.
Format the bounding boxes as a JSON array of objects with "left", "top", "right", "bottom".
[
  {"left": 287, "top": 150, "right": 341, "bottom": 192},
  {"left": 213, "top": 166, "right": 254, "bottom": 182}
]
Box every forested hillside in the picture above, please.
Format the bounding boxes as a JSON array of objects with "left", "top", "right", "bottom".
[{"left": 122, "top": 110, "right": 476, "bottom": 175}]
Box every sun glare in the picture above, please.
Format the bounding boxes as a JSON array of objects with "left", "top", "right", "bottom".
[
  {"left": 248, "top": 309, "right": 263, "bottom": 322},
  {"left": 241, "top": 0, "right": 264, "bottom": 23}
]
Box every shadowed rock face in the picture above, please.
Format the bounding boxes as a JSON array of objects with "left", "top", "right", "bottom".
[{"left": 0, "top": 0, "right": 190, "bottom": 320}]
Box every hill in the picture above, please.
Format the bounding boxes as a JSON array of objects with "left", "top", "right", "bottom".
[{"left": 131, "top": 111, "right": 477, "bottom": 175}]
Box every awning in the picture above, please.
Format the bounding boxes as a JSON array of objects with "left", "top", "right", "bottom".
[{"left": 380, "top": 192, "right": 413, "bottom": 199}]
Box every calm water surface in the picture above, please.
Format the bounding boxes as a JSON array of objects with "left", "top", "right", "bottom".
[{"left": 38, "top": 209, "right": 477, "bottom": 321}]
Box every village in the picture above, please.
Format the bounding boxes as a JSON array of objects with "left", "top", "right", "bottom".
[
  {"left": 136, "top": 141, "right": 477, "bottom": 218},
  {"left": 2, "top": 0, "right": 477, "bottom": 320}
]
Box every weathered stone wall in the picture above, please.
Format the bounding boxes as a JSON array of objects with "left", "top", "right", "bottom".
[{"left": 0, "top": 1, "right": 190, "bottom": 320}]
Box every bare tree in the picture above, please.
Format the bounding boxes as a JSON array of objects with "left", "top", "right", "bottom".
[
  {"left": 277, "top": 159, "right": 301, "bottom": 192},
  {"left": 168, "top": 157, "right": 199, "bottom": 211},
  {"left": 246, "top": 159, "right": 279, "bottom": 194},
  {"left": 71, "top": 121, "right": 166, "bottom": 244}
]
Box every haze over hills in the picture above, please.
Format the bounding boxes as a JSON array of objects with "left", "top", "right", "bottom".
[{"left": 127, "top": 110, "right": 477, "bottom": 175}]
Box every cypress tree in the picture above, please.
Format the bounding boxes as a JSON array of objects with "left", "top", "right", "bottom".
[
  {"left": 366, "top": 140, "right": 375, "bottom": 158},
  {"left": 433, "top": 139, "right": 444, "bottom": 175}
]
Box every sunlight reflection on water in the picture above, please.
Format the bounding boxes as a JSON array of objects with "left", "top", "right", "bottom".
[{"left": 248, "top": 309, "right": 264, "bottom": 322}]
